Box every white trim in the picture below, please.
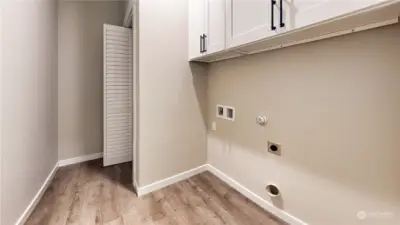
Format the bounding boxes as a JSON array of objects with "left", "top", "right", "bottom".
[
  {"left": 15, "top": 163, "right": 59, "bottom": 225},
  {"left": 135, "top": 163, "right": 306, "bottom": 224},
  {"left": 0, "top": 5, "right": 3, "bottom": 224},
  {"left": 133, "top": 179, "right": 139, "bottom": 195},
  {"left": 13, "top": 160, "right": 306, "bottom": 225},
  {"left": 132, "top": 3, "right": 139, "bottom": 196},
  {"left": 58, "top": 152, "right": 103, "bottom": 167},
  {"left": 205, "top": 164, "right": 307, "bottom": 225},
  {"left": 15, "top": 153, "right": 103, "bottom": 224},
  {"left": 250, "top": 18, "right": 399, "bottom": 55},
  {"left": 11, "top": 160, "right": 307, "bottom": 225},
  {"left": 136, "top": 165, "right": 208, "bottom": 197}
]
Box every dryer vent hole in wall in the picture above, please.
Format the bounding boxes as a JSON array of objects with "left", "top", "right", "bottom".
[
  {"left": 270, "top": 145, "right": 278, "bottom": 151},
  {"left": 267, "top": 141, "right": 282, "bottom": 156},
  {"left": 266, "top": 184, "right": 280, "bottom": 197}
]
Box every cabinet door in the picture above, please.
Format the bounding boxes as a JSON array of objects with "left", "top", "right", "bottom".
[
  {"left": 204, "top": 0, "right": 226, "bottom": 54},
  {"left": 189, "top": 0, "right": 206, "bottom": 59},
  {"left": 276, "top": 0, "right": 292, "bottom": 34},
  {"left": 226, "top": 0, "right": 279, "bottom": 48},
  {"left": 293, "top": 0, "right": 388, "bottom": 30}
]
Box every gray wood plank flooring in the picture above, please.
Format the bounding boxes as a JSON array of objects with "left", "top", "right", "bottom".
[{"left": 25, "top": 160, "right": 287, "bottom": 225}]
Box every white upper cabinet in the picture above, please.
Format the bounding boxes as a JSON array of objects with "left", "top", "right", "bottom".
[
  {"left": 292, "top": 0, "right": 389, "bottom": 30},
  {"left": 205, "top": 0, "right": 226, "bottom": 54},
  {"left": 189, "top": 0, "right": 399, "bottom": 62},
  {"left": 189, "top": 0, "right": 226, "bottom": 59},
  {"left": 226, "top": 0, "right": 280, "bottom": 48},
  {"left": 189, "top": 0, "right": 206, "bottom": 59}
]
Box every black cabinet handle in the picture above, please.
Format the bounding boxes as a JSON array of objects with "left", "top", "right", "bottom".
[
  {"left": 203, "top": 34, "right": 207, "bottom": 52},
  {"left": 271, "top": 0, "right": 276, "bottom": 30},
  {"left": 200, "top": 35, "right": 203, "bottom": 53},
  {"left": 280, "top": 0, "right": 285, "bottom": 28}
]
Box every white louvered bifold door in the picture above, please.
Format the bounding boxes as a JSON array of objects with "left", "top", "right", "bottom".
[{"left": 103, "top": 24, "right": 133, "bottom": 167}]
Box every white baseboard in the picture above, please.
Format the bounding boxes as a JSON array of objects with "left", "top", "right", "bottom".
[
  {"left": 205, "top": 164, "right": 307, "bottom": 225},
  {"left": 15, "top": 163, "right": 59, "bottom": 225},
  {"left": 133, "top": 179, "right": 139, "bottom": 195},
  {"left": 15, "top": 159, "right": 305, "bottom": 225},
  {"left": 15, "top": 153, "right": 102, "bottom": 224},
  {"left": 136, "top": 164, "right": 208, "bottom": 197},
  {"left": 58, "top": 152, "right": 103, "bottom": 167}
]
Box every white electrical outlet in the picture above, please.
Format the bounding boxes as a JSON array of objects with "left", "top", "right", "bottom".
[{"left": 211, "top": 121, "right": 217, "bottom": 131}]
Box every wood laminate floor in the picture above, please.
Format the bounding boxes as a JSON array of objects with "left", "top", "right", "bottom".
[{"left": 25, "top": 160, "right": 287, "bottom": 225}]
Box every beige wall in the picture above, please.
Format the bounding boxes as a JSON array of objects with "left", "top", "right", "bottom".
[
  {"left": 207, "top": 24, "right": 400, "bottom": 225},
  {"left": 58, "top": 1, "right": 125, "bottom": 160},
  {"left": 137, "top": 0, "right": 208, "bottom": 186},
  {"left": 1, "top": 0, "right": 58, "bottom": 224}
]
